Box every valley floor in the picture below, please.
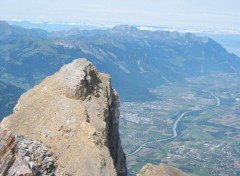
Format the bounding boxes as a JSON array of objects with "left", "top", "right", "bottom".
[{"left": 120, "top": 72, "right": 240, "bottom": 176}]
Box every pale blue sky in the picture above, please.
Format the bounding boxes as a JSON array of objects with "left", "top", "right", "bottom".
[{"left": 0, "top": 0, "right": 239, "bottom": 30}]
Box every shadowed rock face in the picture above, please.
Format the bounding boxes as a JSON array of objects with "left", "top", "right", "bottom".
[
  {"left": 137, "top": 163, "right": 190, "bottom": 176},
  {"left": 1, "top": 58, "right": 127, "bottom": 176}
]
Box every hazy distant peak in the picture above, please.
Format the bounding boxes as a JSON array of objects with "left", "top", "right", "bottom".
[
  {"left": 110, "top": 25, "right": 138, "bottom": 33},
  {"left": 0, "top": 20, "right": 11, "bottom": 32},
  {"left": 0, "top": 21, "right": 48, "bottom": 39},
  {"left": 0, "top": 20, "right": 9, "bottom": 26}
]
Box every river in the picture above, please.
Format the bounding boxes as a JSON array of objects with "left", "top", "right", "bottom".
[
  {"left": 211, "top": 92, "right": 220, "bottom": 106},
  {"left": 127, "top": 93, "right": 221, "bottom": 157},
  {"left": 127, "top": 110, "right": 191, "bottom": 156}
]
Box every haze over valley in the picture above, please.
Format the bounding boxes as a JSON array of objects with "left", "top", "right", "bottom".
[{"left": 0, "top": 19, "right": 240, "bottom": 175}]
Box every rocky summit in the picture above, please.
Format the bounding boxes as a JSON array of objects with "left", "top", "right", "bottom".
[
  {"left": 137, "top": 163, "right": 190, "bottom": 176},
  {"left": 1, "top": 58, "right": 127, "bottom": 176}
]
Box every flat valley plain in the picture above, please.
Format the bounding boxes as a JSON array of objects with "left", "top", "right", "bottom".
[{"left": 120, "top": 72, "right": 240, "bottom": 176}]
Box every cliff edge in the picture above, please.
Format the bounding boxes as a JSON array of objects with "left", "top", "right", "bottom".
[{"left": 1, "top": 58, "right": 127, "bottom": 176}]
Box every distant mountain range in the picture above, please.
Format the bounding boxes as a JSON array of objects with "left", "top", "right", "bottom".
[
  {"left": 8, "top": 20, "right": 240, "bottom": 35},
  {"left": 1, "top": 21, "right": 240, "bottom": 118}
]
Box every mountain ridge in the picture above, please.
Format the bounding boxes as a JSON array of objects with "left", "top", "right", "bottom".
[{"left": 1, "top": 20, "right": 240, "bottom": 114}]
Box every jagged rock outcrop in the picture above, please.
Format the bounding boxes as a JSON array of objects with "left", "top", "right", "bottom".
[
  {"left": 0, "top": 127, "right": 19, "bottom": 175},
  {"left": 0, "top": 126, "right": 56, "bottom": 175},
  {"left": 14, "top": 135, "right": 56, "bottom": 175},
  {"left": 137, "top": 163, "right": 190, "bottom": 176},
  {"left": 1, "top": 58, "right": 127, "bottom": 176}
]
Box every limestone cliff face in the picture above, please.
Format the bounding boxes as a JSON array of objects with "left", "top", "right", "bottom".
[
  {"left": 137, "top": 163, "right": 190, "bottom": 176},
  {"left": 1, "top": 58, "right": 127, "bottom": 176}
]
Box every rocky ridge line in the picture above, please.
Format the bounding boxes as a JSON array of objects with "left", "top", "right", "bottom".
[{"left": 137, "top": 163, "right": 190, "bottom": 176}]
